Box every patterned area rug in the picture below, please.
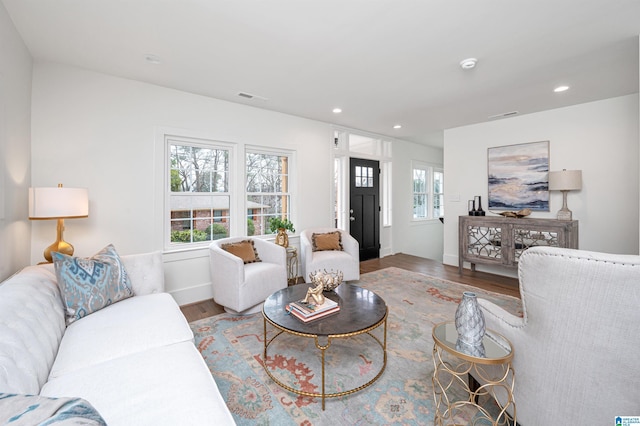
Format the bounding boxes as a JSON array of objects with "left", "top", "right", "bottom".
[{"left": 190, "top": 267, "right": 522, "bottom": 425}]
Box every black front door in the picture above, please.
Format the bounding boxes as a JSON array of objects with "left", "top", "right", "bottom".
[{"left": 349, "top": 158, "right": 380, "bottom": 261}]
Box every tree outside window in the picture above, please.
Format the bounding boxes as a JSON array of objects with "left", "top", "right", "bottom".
[
  {"left": 433, "top": 170, "right": 444, "bottom": 218},
  {"left": 413, "top": 168, "right": 428, "bottom": 219},
  {"left": 412, "top": 162, "right": 444, "bottom": 220},
  {"left": 246, "top": 150, "right": 292, "bottom": 236},
  {"left": 169, "top": 142, "right": 230, "bottom": 244}
]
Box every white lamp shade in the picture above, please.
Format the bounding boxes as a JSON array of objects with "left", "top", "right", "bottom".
[
  {"left": 29, "top": 187, "right": 89, "bottom": 219},
  {"left": 548, "top": 170, "right": 582, "bottom": 191}
]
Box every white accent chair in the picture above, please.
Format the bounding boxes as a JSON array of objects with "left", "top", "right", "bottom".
[
  {"left": 478, "top": 246, "right": 640, "bottom": 425},
  {"left": 300, "top": 227, "right": 360, "bottom": 282},
  {"left": 209, "top": 237, "right": 287, "bottom": 314}
]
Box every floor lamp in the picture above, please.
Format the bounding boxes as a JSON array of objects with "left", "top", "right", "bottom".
[{"left": 29, "top": 184, "right": 89, "bottom": 263}]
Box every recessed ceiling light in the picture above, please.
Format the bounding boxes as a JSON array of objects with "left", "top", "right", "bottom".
[
  {"left": 332, "top": 108, "right": 342, "bottom": 114},
  {"left": 554, "top": 85, "right": 570, "bottom": 93},
  {"left": 393, "top": 124, "right": 402, "bottom": 129},
  {"left": 144, "top": 54, "right": 161, "bottom": 64},
  {"left": 459, "top": 58, "right": 477, "bottom": 70}
]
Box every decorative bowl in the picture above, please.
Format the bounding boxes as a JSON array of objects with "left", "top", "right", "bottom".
[{"left": 309, "top": 269, "right": 343, "bottom": 292}]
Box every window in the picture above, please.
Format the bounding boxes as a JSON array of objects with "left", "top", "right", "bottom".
[
  {"left": 164, "top": 135, "right": 296, "bottom": 249},
  {"left": 382, "top": 161, "right": 392, "bottom": 226},
  {"left": 433, "top": 170, "right": 444, "bottom": 218},
  {"left": 412, "top": 162, "right": 444, "bottom": 220},
  {"left": 168, "top": 140, "right": 231, "bottom": 245},
  {"left": 333, "top": 157, "right": 344, "bottom": 228},
  {"left": 246, "top": 149, "right": 292, "bottom": 236},
  {"left": 332, "top": 129, "right": 392, "bottom": 230},
  {"left": 413, "top": 168, "right": 428, "bottom": 219},
  {"left": 355, "top": 165, "right": 374, "bottom": 187}
]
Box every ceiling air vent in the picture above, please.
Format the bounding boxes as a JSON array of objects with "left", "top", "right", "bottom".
[
  {"left": 237, "top": 92, "right": 268, "bottom": 101},
  {"left": 488, "top": 111, "right": 519, "bottom": 120}
]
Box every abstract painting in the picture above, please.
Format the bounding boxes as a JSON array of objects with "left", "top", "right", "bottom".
[{"left": 488, "top": 141, "right": 549, "bottom": 211}]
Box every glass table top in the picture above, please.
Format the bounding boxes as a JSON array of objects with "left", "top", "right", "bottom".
[{"left": 432, "top": 321, "right": 513, "bottom": 363}]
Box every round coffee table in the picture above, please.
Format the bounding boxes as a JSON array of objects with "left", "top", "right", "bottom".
[{"left": 262, "top": 283, "right": 388, "bottom": 410}]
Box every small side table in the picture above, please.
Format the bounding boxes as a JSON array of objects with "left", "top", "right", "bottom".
[
  {"left": 432, "top": 321, "right": 516, "bottom": 425},
  {"left": 285, "top": 246, "right": 298, "bottom": 285}
]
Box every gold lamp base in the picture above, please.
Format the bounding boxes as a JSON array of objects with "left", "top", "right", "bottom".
[{"left": 41, "top": 218, "right": 75, "bottom": 263}]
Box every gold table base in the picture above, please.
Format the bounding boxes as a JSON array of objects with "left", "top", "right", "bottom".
[
  {"left": 285, "top": 246, "right": 299, "bottom": 285},
  {"left": 262, "top": 308, "right": 388, "bottom": 410},
  {"left": 432, "top": 344, "right": 516, "bottom": 425}
]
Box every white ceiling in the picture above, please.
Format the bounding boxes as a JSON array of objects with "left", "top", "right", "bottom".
[{"left": 3, "top": 0, "right": 639, "bottom": 147}]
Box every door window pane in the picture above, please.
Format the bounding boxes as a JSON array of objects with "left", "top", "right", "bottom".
[{"left": 355, "top": 166, "right": 374, "bottom": 188}]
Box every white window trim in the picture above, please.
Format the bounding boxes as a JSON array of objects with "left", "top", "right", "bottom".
[
  {"left": 382, "top": 161, "right": 392, "bottom": 227},
  {"left": 333, "top": 155, "right": 348, "bottom": 230},
  {"left": 332, "top": 127, "right": 393, "bottom": 231},
  {"left": 155, "top": 127, "right": 299, "bottom": 252},
  {"left": 164, "top": 135, "right": 237, "bottom": 251},
  {"left": 245, "top": 145, "right": 297, "bottom": 237},
  {"left": 411, "top": 160, "right": 443, "bottom": 222},
  {"left": 433, "top": 167, "right": 444, "bottom": 219}
]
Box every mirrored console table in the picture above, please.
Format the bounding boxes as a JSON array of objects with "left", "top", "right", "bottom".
[{"left": 459, "top": 216, "right": 578, "bottom": 274}]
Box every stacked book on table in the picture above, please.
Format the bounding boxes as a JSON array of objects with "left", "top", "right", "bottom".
[{"left": 287, "top": 297, "right": 340, "bottom": 322}]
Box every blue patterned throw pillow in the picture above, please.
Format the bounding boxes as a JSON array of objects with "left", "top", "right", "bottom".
[
  {"left": 53, "top": 244, "right": 133, "bottom": 325},
  {"left": 0, "top": 393, "right": 106, "bottom": 425}
]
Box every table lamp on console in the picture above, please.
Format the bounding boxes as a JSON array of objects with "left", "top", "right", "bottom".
[
  {"left": 29, "top": 183, "right": 89, "bottom": 263},
  {"left": 548, "top": 169, "right": 582, "bottom": 220}
]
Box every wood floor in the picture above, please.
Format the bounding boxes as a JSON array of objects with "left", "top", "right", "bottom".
[{"left": 179, "top": 253, "right": 520, "bottom": 322}]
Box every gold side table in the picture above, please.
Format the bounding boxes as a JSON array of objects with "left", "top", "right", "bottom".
[
  {"left": 432, "top": 321, "right": 516, "bottom": 425},
  {"left": 285, "top": 246, "right": 298, "bottom": 285}
]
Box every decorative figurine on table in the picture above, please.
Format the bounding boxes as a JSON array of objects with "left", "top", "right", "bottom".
[
  {"left": 308, "top": 269, "right": 343, "bottom": 292},
  {"left": 302, "top": 282, "right": 325, "bottom": 305}
]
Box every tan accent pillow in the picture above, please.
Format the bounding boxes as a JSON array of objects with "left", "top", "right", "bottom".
[
  {"left": 312, "top": 231, "right": 343, "bottom": 252},
  {"left": 221, "top": 240, "right": 261, "bottom": 264}
]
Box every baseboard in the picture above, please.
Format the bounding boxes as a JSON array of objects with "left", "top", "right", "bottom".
[
  {"left": 442, "top": 253, "right": 458, "bottom": 267},
  {"left": 442, "top": 253, "right": 517, "bottom": 279},
  {"left": 170, "top": 282, "right": 214, "bottom": 306},
  {"left": 380, "top": 247, "right": 393, "bottom": 257}
]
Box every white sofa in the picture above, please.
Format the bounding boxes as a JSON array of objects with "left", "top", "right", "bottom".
[
  {"left": 479, "top": 246, "right": 640, "bottom": 425},
  {"left": 0, "top": 251, "right": 235, "bottom": 425},
  {"left": 300, "top": 227, "right": 360, "bottom": 282}
]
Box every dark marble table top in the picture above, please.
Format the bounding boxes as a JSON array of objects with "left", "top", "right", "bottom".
[{"left": 263, "top": 283, "right": 387, "bottom": 336}]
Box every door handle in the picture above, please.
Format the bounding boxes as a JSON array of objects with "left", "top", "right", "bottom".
[{"left": 349, "top": 216, "right": 355, "bottom": 221}]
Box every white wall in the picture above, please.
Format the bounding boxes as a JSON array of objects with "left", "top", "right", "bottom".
[
  {"left": 0, "top": 3, "right": 32, "bottom": 281},
  {"left": 443, "top": 94, "right": 640, "bottom": 275},
  {"left": 30, "top": 62, "right": 443, "bottom": 304},
  {"left": 392, "top": 139, "right": 444, "bottom": 260},
  {"left": 30, "top": 62, "right": 332, "bottom": 303}
]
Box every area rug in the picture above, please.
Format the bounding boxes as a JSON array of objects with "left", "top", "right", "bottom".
[{"left": 190, "top": 267, "right": 522, "bottom": 425}]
